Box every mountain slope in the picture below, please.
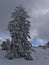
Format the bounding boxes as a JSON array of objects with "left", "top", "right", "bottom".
[{"left": 0, "top": 47, "right": 49, "bottom": 65}]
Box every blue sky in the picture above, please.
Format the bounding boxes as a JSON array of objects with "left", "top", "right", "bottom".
[
  {"left": 29, "top": 38, "right": 47, "bottom": 46},
  {"left": 0, "top": 33, "right": 10, "bottom": 39}
]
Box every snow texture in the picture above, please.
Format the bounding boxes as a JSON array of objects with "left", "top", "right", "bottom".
[{"left": 0, "top": 47, "right": 49, "bottom": 65}]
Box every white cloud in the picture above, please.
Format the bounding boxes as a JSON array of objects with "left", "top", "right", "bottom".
[
  {"left": 32, "top": 9, "right": 49, "bottom": 18},
  {"left": 30, "top": 29, "right": 38, "bottom": 38},
  {"left": 36, "top": 39, "right": 47, "bottom": 45},
  {"left": 29, "top": 38, "right": 47, "bottom": 46}
]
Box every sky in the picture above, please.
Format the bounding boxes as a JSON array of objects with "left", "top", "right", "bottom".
[
  {"left": 29, "top": 38, "right": 47, "bottom": 46},
  {"left": 0, "top": 0, "right": 49, "bottom": 44}
]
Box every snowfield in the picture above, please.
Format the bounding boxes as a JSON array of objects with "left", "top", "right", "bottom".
[{"left": 0, "top": 47, "right": 49, "bottom": 65}]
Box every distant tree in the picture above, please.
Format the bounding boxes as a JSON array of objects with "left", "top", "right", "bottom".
[
  {"left": 7, "top": 5, "right": 33, "bottom": 60},
  {"left": 1, "top": 41, "right": 7, "bottom": 50},
  {"left": 45, "top": 41, "right": 49, "bottom": 48}
]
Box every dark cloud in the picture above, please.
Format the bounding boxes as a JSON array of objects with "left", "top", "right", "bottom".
[
  {"left": 0, "top": 0, "right": 49, "bottom": 41},
  {"left": 0, "top": 0, "right": 34, "bottom": 33}
]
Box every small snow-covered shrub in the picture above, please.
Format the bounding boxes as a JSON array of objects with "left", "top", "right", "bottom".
[{"left": 1, "top": 41, "right": 7, "bottom": 50}]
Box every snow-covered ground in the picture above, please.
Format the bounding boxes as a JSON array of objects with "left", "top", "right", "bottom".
[{"left": 0, "top": 47, "right": 49, "bottom": 65}]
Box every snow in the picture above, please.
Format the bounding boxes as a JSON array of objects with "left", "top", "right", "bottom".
[
  {"left": 0, "top": 47, "right": 49, "bottom": 65},
  {"left": 0, "top": 38, "right": 7, "bottom": 45}
]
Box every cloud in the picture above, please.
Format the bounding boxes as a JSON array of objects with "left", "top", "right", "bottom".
[
  {"left": 31, "top": 11, "right": 49, "bottom": 41},
  {"left": 29, "top": 0, "right": 49, "bottom": 41},
  {"left": 31, "top": 9, "right": 49, "bottom": 18},
  {"left": 0, "top": 0, "right": 49, "bottom": 41},
  {"left": 29, "top": 38, "right": 47, "bottom": 46}
]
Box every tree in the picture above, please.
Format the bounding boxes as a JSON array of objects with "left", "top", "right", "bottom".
[
  {"left": 7, "top": 5, "right": 33, "bottom": 60},
  {"left": 1, "top": 39, "right": 10, "bottom": 50},
  {"left": 45, "top": 41, "right": 49, "bottom": 48},
  {"left": 1, "top": 41, "right": 7, "bottom": 50}
]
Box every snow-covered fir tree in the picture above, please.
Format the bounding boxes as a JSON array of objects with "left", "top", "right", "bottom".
[{"left": 6, "top": 5, "right": 33, "bottom": 60}]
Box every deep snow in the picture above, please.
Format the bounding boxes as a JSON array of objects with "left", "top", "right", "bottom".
[{"left": 0, "top": 47, "right": 49, "bottom": 65}]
